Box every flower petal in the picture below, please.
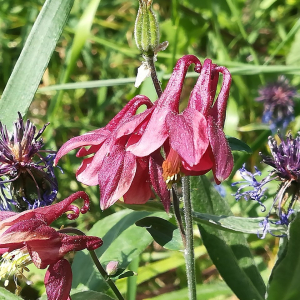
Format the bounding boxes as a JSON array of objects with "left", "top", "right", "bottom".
[
  {"left": 181, "top": 146, "right": 214, "bottom": 174},
  {"left": 0, "top": 219, "right": 52, "bottom": 247},
  {"left": 98, "top": 145, "right": 136, "bottom": 210},
  {"left": 207, "top": 116, "right": 233, "bottom": 183},
  {"left": 128, "top": 55, "right": 202, "bottom": 157},
  {"left": 149, "top": 151, "right": 170, "bottom": 212},
  {"left": 0, "top": 192, "right": 90, "bottom": 230},
  {"left": 188, "top": 59, "right": 214, "bottom": 115},
  {"left": 44, "top": 259, "right": 72, "bottom": 300},
  {"left": 54, "top": 129, "right": 109, "bottom": 165},
  {"left": 123, "top": 157, "right": 153, "bottom": 204},
  {"left": 166, "top": 108, "right": 209, "bottom": 166},
  {"left": 210, "top": 66, "right": 232, "bottom": 127}
]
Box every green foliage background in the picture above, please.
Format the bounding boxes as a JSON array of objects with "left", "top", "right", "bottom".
[{"left": 1, "top": 0, "right": 300, "bottom": 299}]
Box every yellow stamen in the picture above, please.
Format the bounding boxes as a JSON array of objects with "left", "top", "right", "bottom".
[{"left": 0, "top": 249, "right": 32, "bottom": 294}]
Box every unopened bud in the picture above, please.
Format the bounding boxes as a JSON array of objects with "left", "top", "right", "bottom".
[
  {"left": 106, "top": 261, "right": 119, "bottom": 276},
  {"left": 134, "top": 0, "right": 160, "bottom": 56}
]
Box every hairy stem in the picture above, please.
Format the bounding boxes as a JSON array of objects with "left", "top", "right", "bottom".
[
  {"left": 172, "top": 186, "right": 186, "bottom": 247},
  {"left": 182, "top": 176, "right": 197, "bottom": 300},
  {"left": 146, "top": 55, "right": 163, "bottom": 97}
]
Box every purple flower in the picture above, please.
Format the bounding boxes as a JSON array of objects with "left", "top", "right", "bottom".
[
  {"left": 256, "top": 76, "right": 298, "bottom": 132},
  {"left": 0, "top": 113, "right": 58, "bottom": 211},
  {"left": 233, "top": 133, "right": 300, "bottom": 237}
]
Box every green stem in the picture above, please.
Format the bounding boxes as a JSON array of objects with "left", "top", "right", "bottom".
[
  {"left": 182, "top": 176, "right": 197, "bottom": 300},
  {"left": 172, "top": 187, "right": 186, "bottom": 247},
  {"left": 126, "top": 256, "right": 140, "bottom": 300},
  {"left": 89, "top": 250, "right": 125, "bottom": 300},
  {"left": 146, "top": 55, "right": 163, "bottom": 97},
  {"left": 58, "top": 228, "right": 124, "bottom": 300}
]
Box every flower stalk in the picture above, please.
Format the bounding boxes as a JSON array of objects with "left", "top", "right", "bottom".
[
  {"left": 145, "top": 55, "right": 163, "bottom": 97},
  {"left": 59, "top": 227, "right": 125, "bottom": 300},
  {"left": 182, "top": 176, "right": 197, "bottom": 300}
]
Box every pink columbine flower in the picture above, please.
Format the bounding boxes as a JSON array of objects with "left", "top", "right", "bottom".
[
  {"left": 120, "top": 55, "right": 233, "bottom": 186},
  {"left": 54, "top": 96, "right": 170, "bottom": 212},
  {"left": 0, "top": 191, "right": 103, "bottom": 300}
]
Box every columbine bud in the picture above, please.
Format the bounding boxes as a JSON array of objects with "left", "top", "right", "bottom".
[
  {"left": 106, "top": 261, "right": 119, "bottom": 276},
  {"left": 134, "top": 0, "right": 160, "bottom": 56}
]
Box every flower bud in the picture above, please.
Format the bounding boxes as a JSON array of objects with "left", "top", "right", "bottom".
[
  {"left": 134, "top": 0, "right": 160, "bottom": 56},
  {"left": 106, "top": 261, "right": 119, "bottom": 276}
]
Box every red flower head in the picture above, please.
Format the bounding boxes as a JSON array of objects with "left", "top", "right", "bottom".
[
  {"left": 0, "top": 191, "right": 103, "bottom": 300},
  {"left": 54, "top": 96, "right": 170, "bottom": 212},
  {"left": 121, "top": 55, "right": 233, "bottom": 186}
]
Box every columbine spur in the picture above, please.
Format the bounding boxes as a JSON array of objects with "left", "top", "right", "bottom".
[{"left": 0, "top": 191, "right": 102, "bottom": 300}]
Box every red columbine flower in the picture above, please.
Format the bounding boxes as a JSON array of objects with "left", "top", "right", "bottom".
[
  {"left": 183, "top": 58, "right": 234, "bottom": 183},
  {"left": 54, "top": 96, "right": 170, "bottom": 211},
  {"left": 0, "top": 191, "right": 102, "bottom": 300},
  {"left": 121, "top": 55, "right": 233, "bottom": 186}
]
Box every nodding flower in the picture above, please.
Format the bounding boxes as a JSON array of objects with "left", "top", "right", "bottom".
[
  {"left": 0, "top": 113, "right": 58, "bottom": 211},
  {"left": 0, "top": 191, "right": 102, "bottom": 300}
]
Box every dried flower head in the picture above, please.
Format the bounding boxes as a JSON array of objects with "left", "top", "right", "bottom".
[{"left": 0, "top": 113, "right": 58, "bottom": 211}]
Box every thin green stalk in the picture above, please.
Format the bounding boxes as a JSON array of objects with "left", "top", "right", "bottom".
[
  {"left": 146, "top": 55, "right": 163, "bottom": 97},
  {"left": 58, "top": 228, "right": 124, "bottom": 300},
  {"left": 89, "top": 250, "right": 125, "bottom": 300},
  {"left": 126, "top": 256, "right": 140, "bottom": 300},
  {"left": 182, "top": 176, "right": 197, "bottom": 300},
  {"left": 172, "top": 187, "right": 186, "bottom": 247}
]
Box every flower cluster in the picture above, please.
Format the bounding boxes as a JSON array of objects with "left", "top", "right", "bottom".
[
  {"left": 233, "top": 133, "right": 300, "bottom": 237},
  {"left": 0, "top": 191, "right": 102, "bottom": 300},
  {"left": 55, "top": 55, "right": 234, "bottom": 212},
  {"left": 0, "top": 113, "right": 58, "bottom": 211},
  {"left": 256, "top": 76, "right": 298, "bottom": 132}
]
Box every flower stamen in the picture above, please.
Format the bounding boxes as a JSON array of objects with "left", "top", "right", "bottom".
[
  {"left": 162, "top": 148, "right": 183, "bottom": 189},
  {"left": 0, "top": 249, "right": 32, "bottom": 294}
]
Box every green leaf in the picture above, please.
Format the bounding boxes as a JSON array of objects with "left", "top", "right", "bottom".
[
  {"left": 191, "top": 175, "right": 266, "bottom": 300},
  {"left": 71, "top": 291, "right": 115, "bottom": 300},
  {"left": 48, "top": 0, "right": 101, "bottom": 119},
  {"left": 143, "top": 281, "right": 232, "bottom": 300},
  {"left": 0, "top": 287, "right": 23, "bottom": 300},
  {"left": 71, "top": 209, "right": 167, "bottom": 292},
  {"left": 226, "top": 136, "right": 252, "bottom": 153},
  {"left": 136, "top": 216, "right": 184, "bottom": 250},
  {"left": 115, "top": 200, "right": 165, "bottom": 212},
  {"left": 116, "top": 245, "right": 206, "bottom": 293},
  {"left": 0, "top": 0, "right": 74, "bottom": 129},
  {"left": 238, "top": 123, "right": 270, "bottom": 132},
  {"left": 40, "top": 290, "right": 115, "bottom": 300},
  {"left": 192, "top": 211, "right": 287, "bottom": 235},
  {"left": 111, "top": 270, "right": 136, "bottom": 280},
  {"left": 267, "top": 212, "right": 300, "bottom": 300}
]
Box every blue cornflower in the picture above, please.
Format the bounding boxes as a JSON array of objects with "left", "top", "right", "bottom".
[
  {"left": 233, "top": 133, "right": 300, "bottom": 237},
  {"left": 0, "top": 113, "right": 58, "bottom": 211},
  {"left": 256, "top": 76, "right": 298, "bottom": 133},
  {"left": 232, "top": 164, "right": 272, "bottom": 211}
]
